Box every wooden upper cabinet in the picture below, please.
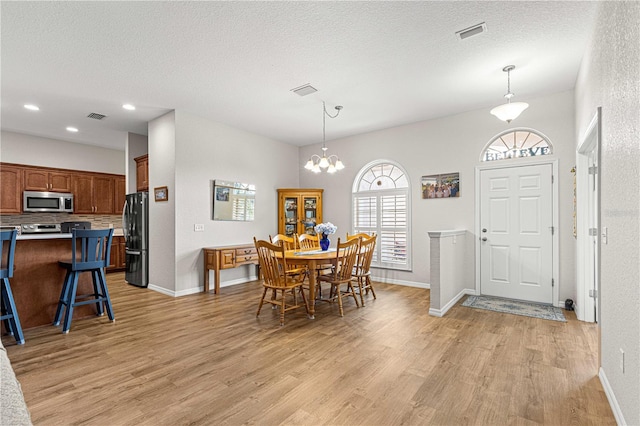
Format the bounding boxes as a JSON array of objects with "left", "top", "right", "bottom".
[
  {"left": 1, "top": 162, "right": 124, "bottom": 215},
  {"left": 0, "top": 165, "right": 22, "bottom": 213},
  {"left": 135, "top": 154, "right": 149, "bottom": 192},
  {"left": 115, "top": 176, "right": 126, "bottom": 214},
  {"left": 72, "top": 173, "right": 115, "bottom": 214},
  {"left": 93, "top": 175, "right": 115, "bottom": 214},
  {"left": 23, "top": 168, "right": 71, "bottom": 192},
  {"left": 72, "top": 174, "right": 95, "bottom": 214}
]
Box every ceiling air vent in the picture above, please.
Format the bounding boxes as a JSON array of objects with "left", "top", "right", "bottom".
[
  {"left": 456, "top": 22, "right": 487, "bottom": 40},
  {"left": 87, "top": 112, "right": 107, "bottom": 120},
  {"left": 291, "top": 84, "right": 318, "bottom": 97}
]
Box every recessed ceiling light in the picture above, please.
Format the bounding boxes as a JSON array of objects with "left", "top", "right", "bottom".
[
  {"left": 24, "top": 104, "right": 40, "bottom": 111},
  {"left": 122, "top": 104, "right": 136, "bottom": 111},
  {"left": 66, "top": 127, "right": 79, "bottom": 133}
]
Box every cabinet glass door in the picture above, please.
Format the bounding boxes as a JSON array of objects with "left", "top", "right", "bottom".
[
  {"left": 284, "top": 197, "right": 298, "bottom": 236},
  {"left": 302, "top": 196, "right": 318, "bottom": 235}
]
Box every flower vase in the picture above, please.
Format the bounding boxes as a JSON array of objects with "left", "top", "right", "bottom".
[{"left": 319, "top": 233, "right": 330, "bottom": 251}]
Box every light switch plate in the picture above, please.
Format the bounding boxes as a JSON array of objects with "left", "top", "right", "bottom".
[{"left": 194, "top": 224, "right": 205, "bottom": 232}]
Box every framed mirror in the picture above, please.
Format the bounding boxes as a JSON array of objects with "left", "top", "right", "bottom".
[{"left": 213, "top": 180, "right": 256, "bottom": 221}]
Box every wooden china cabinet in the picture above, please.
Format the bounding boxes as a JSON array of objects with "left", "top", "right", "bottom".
[{"left": 277, "top": 189, "right": 323, "bottom": 237}]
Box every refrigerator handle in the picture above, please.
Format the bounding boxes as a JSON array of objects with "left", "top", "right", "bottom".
[{"left": 122, "top": 199, "right": 129, "bottom": 241}]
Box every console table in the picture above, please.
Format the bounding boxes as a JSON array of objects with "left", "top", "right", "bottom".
[{"left": 203, "top": 244, "right": 259, "bottom": 294}]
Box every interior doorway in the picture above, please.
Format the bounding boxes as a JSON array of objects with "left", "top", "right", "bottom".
[
  {"left": 478, "top": 163, "right": 555, "bottom": 303},
  {"left": 576, "top": 108, "right": 601, "bottom": 323}
]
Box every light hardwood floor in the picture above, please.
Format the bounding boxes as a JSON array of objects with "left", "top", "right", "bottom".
[{"left": 4, "top": 273, "right": 614, "bottom": 425}]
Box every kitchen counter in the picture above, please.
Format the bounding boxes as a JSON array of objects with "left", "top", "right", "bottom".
[
  {"left": 3, "top": 238, "right": 101, "bottom": 330},
  {"left": 17, "top": 233, "right": 72, "bottom": 240},
  {"left": 16, "top": 227, "right": 123, "bottom": 240}
]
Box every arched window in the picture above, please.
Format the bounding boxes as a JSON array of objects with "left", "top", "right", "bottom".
[
  {"left": 480, "top": 129, "right": 553, "bottom": 162},
  {"left": 352, "top": 160, "right": 411, "bottom": 270}
]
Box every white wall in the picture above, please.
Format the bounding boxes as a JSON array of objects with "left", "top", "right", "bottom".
[
  {"left": 148, "top": 111, "right": 177, "bottom": 293},
  {"left": 574, "top": 2, "right": 640, "bottom": 424},
  {"left": 0, "top": 130, "right": 124, "bottom": 174},
  {"left": 300, "top": 90, "right": 577, "bottom": 303},
  {"left": 428, "top": 230, "right": 472, "bottom": 317},
  {"left": 150, "top": 110, "right": 299, "bottom": 295}
]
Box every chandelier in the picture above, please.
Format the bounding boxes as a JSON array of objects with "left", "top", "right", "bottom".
[
  {"left": 490, "top": 65, "right": 529, "bottom": 123},
  {"left": 304, "top": 101, "right": 345, "bottom": 173}
]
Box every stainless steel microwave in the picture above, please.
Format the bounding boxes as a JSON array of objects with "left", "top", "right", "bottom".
[{"left": 23, "top": 191, "right": 74, "bottom": 213}]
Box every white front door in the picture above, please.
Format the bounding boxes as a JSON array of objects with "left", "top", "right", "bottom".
[{"left": 480, "top": 164, "right": 553, "bottom": 303}]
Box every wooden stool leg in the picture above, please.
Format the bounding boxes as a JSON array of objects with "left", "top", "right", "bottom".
[
  {"left": 97, "top": 269, "right": 114, "bottom": 321},
  {"left": 92, "top": 271, "right": 104, "bottom": 316},
  {"left": 54, "top": 270, "right": 72, "bottom": 326},
  {"left": 62, "top": 272, "right": 80, "bottom": 334},
  {"left": 1, "top": 278, "right": 24, "bottom": 345}
]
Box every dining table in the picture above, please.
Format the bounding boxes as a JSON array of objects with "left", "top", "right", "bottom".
[{"left": 277, "top": 248, "right": 339, "bottom": 319}]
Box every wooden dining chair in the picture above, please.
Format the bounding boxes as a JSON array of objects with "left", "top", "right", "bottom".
[
  {"left": 351, "top": 234, "right": 377, "bottom": 306},
  {"left": 254, "top": 238, "right": 309, "bottom": 326},
  {"left": 346, "top": 232, "right": 375, "bottom": 242},
  {"left": 317, "top": 237, "right": 360, "bottom": 316},
  {"left": 269, "top": 234, "right": 306, "bottom": 277},
  {"left": 297, "top": 233, "right": 319, "bottom": 249},
  {"left": 270, "top": 234, "right": 297, "bottom": 250}
]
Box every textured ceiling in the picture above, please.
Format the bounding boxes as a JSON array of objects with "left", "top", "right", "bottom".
[{"left": 1, "top": 1, "right": 598, "bottom": 151}]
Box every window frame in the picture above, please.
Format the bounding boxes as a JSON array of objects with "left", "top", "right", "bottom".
[
  {"left": 479, "top": 128, "right": 554, "bottom": 162},
  {"left": 352, "top": 159, "right": 411, "bottom": 271}
]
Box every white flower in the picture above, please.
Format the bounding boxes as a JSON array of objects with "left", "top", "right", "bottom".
[{"left": 314, "top": 222, "right": 337, "bottom": 235}]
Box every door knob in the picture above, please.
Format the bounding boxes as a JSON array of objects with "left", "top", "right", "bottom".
[
  {"left": 481, "top": 237, "right": 487, "bottom": 242},
  {"left": 482, "top": 228, "right": 487, "bottom": 233}
]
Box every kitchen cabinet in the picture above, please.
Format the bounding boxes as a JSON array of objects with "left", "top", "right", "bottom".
[
  {"left": 0, "top": 162, "right": 124, "bottom": 215},
  {"left": 23, "top": 168, "right": 72, "bottom": 192},
  {"left": 107, "top": 235, "right": 126, "bottom": 272},
  {"left": 277, "top": 189, "right": 323, "bottom": 237},
  {"left": 0, "top": 165, "right": 22, "bottom": 213},
  {"left": 135, "top": 154, "right": 149, "bottom": 192},
  {"left": 73, "top": 173, "right": 116, "bottom": 214},
  {"left": 115, "top": 176, "right": 126, "bottom": 214}
]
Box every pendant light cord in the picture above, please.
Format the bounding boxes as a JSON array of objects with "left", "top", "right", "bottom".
[{"left": 322, "top": 101, "right": 342, "bottom": 149}]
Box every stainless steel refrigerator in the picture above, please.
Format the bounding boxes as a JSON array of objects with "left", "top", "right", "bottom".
[{"left": 123, "top": 192, "right": 149, "bottom": 287}]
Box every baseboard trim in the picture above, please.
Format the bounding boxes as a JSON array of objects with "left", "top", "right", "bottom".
[
  {"left": 149, "top": 276, "right": 260, "bottom": 297},
  {"left": 371, "top": 276, "right": 430, "bottom": 289},
  {"left": 154, "top": 275, "right": 421, "bottom": 297},
  {"left": 599, "top": 367, "right": 626, "bottom": 425},
  {"left": 429, "top": 288, "right": 475, "bottom": 317},
  {"left": 147, "top": 284, "right": 175, "bottom": 297}
]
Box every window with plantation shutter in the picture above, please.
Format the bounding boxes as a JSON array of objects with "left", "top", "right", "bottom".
[
  {"left": 231, "top": 189, "right": 255, "bottom": 221},
  {"left": 352, "top": 161, "right": 411, "bottom": 270}
]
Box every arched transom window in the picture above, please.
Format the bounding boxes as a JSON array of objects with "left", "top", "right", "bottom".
[
  {"left": 352, "top": 161, "right": 411, "bottom": 270},
  {"left": 481, "top": 129, "right": 553, "bottom": 162}
]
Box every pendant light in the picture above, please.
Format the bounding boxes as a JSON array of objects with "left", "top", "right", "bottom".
[
  {"left": 490, "top": 65, "right": 529, "bottom": 123},
  {"left": 304, "top": 101, "right": 344, "bottom": 174}
]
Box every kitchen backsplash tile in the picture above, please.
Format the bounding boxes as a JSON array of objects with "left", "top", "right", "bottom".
[{"left": 0, "top": 213, "right": 122, "bottom": 229}]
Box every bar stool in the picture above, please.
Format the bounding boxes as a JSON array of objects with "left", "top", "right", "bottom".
[
  {"left": 54, "top": 228, "right": 115, "bottom": 333},
  {"left": 1, "top": 230, "right": 24, "bottom": 345}
]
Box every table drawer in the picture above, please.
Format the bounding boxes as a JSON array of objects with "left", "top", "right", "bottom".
[
  {"left": 235, "top": 247, "right": 256, "bottom": 257},
  {"left": 236, "top": 253, "right": 258, "bottom": 264}
]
